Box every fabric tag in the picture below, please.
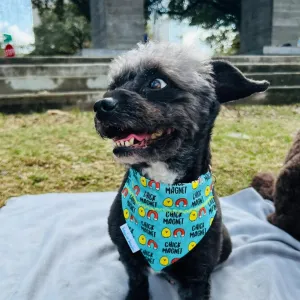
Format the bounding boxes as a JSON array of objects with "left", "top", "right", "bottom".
[{"left": 120, "top": 224, "right": 140, "bottom": 253}]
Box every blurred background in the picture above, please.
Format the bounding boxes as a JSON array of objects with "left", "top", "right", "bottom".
[{"left": 0, "top": 0, "right": 299, "bottom": 205}]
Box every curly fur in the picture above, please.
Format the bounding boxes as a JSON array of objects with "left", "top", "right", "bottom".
[{"left": 94, "top": 42, "right": 269, "bottom": 300}]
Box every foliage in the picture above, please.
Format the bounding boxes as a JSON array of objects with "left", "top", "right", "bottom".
[
  {"left": 206, "top": 28, "right": 240, "bottom": 55},
  {"left": 32, "top": 0, "right": 90, "bottom": 20},
  {"left": 1, "top": 106, "right": 300, "bottom": 207},
  {"left": 147, "top": 0, "right": 241, "bottom": 53},
  {"left": 146, "top": 0, "right": 240, "bottom": 30},
  {"left": 31, "top": 4, "right": 91, "bottom": 55}
]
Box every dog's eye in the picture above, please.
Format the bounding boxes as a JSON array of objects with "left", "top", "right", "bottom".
[{"left": 150, "top": 79, "right": 167, "bottom": 90}]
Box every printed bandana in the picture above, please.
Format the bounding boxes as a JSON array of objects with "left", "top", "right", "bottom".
[{"left": 121, "top": 168, "right": 217, "bottom": 272}]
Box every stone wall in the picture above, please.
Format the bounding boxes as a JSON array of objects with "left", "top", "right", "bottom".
[
  {"left": 90, "top": 0, "right": 144, "bottom": 50},
  {"left": 240, "top": 0, "right": 273, "bottom": 54},
  {"left": 272, "top": 0, "right": 300, "bottom": 46}
]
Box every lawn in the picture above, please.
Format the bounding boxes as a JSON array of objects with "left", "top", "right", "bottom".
[{"left": 1, "top": 105, "right": 300, "bottom": 207}]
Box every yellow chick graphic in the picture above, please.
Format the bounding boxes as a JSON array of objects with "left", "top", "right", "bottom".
[
  {"left": 192, "top": 180, "right": 199, "bottom": 189},
  {"left": 188, "top": 241, "right": 197, "bottom": 251},
  {"left": 160, "top": 256, "right": 169, "bottom": 266},
  {"left": 123, "top": 209, "right": 129, "bottom": 220},
  {"left": 189, "top": 210, "right": 197, "bottom": 222},
  {"left": 161, "top": 228, "right": 171, "bottom": 238},
  {"left": 163, "top": 198, "right": 173, "bottom": 207},
  {"left": 140, "top": 177, "right": 147, "bottom": 187},
  {"left": 138, "top": 234, "right": 147, "bottom": 245},
  {"left": 205, "top": 186, "right": 211, "bottom": 197},
  {"left": 138, "top": 206, "right": 146, "bottom": 217}
]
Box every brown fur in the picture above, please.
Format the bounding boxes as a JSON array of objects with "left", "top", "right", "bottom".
[{"left": 251, "top": 131, "right": 300, "bottom": 240}]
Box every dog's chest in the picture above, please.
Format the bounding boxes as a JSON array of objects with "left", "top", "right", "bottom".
[{"left": 142, "top": 162, "right": 178, "bottom": 184}]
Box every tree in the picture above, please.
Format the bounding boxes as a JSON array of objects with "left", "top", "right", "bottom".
[
  {"left": 146, "top": 0, "right": 240, "bottom": 30},
  {"left": 31, "top": 4, "right": 90, "bottom": 55},
  {"left": 32, "top": 0, "right": 90, "bottom": 20}
]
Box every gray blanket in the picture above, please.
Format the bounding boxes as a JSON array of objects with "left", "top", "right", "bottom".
[{"left": 1, "top": 188, "right": 300, "bottom": 300}]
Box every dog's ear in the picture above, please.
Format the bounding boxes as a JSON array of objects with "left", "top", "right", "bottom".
[{"left": 211, "top": 60, "right": 270, "bottom": 103}]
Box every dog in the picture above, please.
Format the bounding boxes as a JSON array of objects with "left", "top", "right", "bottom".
[
  {"left": 94, "top": 42, "right": 269, "bottom": 300},
  {"left": 252, "top": 130, "right": 300, "bottom": 240}
]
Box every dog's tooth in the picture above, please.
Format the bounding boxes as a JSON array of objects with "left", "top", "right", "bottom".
[
  {"left": 125, "top": 141, "right": 130, "bottom": 146},
  {"left": 151, "top": 133, "right": 157, "bottom": 139},
  {"left": 129, "top": 138, "right": 134, "bottom": 145},
  {"left": 156, "top": 130, "right": 163, "bottom": 137}
]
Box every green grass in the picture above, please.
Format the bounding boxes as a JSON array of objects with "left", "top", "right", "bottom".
[{"left": 1, "top": 105, "right": 300, "bottom": 207}]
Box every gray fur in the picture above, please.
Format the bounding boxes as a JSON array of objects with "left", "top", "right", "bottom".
[{"left": 109, "top": 42, "right": 214, "bottom": 95}]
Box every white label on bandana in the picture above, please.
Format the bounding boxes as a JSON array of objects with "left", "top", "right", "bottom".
[{"left": 120, "top": 224, "right": 140, "bottom": 253}]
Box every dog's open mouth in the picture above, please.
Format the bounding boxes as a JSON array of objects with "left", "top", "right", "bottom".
[{"left": 112, "top": 128, "right": 174, "bottom": 149}]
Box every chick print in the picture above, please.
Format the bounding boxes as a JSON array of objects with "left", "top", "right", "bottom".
[
  {"left": 189, "top": 210, "right": 197, "bottom": 222},
  {"left": 140, "top": 176, "right": 147, "bottom": 187},
  {"left": 160, "top": 256, "right": 169, "bottom": 266},
  {"left": 205, "top": 186, "right": 211, "bottom": 197},
  {"left": 191, "top": 180, "right": 199, "bottom": 189},
  {"left": 139, "top": 234, "right": 147, "bottom": 245},
  {"left": 163, "top": 198, "right": 173, "bottom": 207},
  {"left": 188, "top": 241, "right": 197, "bottom": 251},
  {"left": 161, "top": 227, "right": 171, "bottom": 238},
  {"left": 138, "top": 206, "right": 146, "bottom": 217},
  {"left": 123, "top": 209, "right": 129, "bottom": 220},
  {"left": 210, "top": 217, "right": 214, "bottom": 226}
]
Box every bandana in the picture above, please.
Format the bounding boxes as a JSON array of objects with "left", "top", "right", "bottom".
[{"left": 120, "top": 168, "right": 217, "bottom": 272}]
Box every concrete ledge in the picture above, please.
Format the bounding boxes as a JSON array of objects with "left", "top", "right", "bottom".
[
  {"left": 0, "top": 63, "right": 110, "bottom": 77},
  {"left": 232, "top": 86, "right": 300, "bottom": 105},
  {"left": 245, "top": 72, "right": 300, "bottom": 86},
  {"left": 80, "top": 49, "right": 126, "bottom": 57},
  {"left": 263, "top": 46, "right": 300, "bottom": 55},
  {"left": 2, "top": 55, "right": 300, "bottom": 65},
  {"left": 0, "top": 91, "right": 105, "bottom": 113},
  {"left": 0, "top": 76, "right": 108, "bottom": 94},
  {"left": 0, "top": 57, "right": 112, "bottom": 65},
  {"left": 236, "top": 63, "right": 300, "bottom": 73}
]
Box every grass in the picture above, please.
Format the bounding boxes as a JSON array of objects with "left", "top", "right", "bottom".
[{"left": 0, "top": 105, "right": 300, "bottom": 207}]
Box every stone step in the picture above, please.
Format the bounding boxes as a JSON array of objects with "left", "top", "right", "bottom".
[
  {"left": 245, "top": 72, "right": 300, "bottom": 86},
  {"left": 0, "top": 86, "right": 299, "bottom": 113},
  {"left": 2, "top": 55, "right": 300, "bottom": 65},
  {"left": 235, "top": 63, "right": 300, "bottom": 73},
  {"left": 1, "top": 62, "right": 300, "bottom": 80},
  {"left": 236, "top": 86, "right": 300, "bottom": 105},
  {"left": 0, "top": 76, "right": 108, "bottom": 94},
  {"left": 215, "top": 56, "right": 300, "bottom": 63},
  {"left": 0, "top": 91, "right": 105, "bottom": 113},
  {"left": 2, "top": 62, "right": 300, "bottom": 79},
  {"left": 0, "top": 56, "right": 113, "bottom": 65},
  {"left": 1, "top": 72, "right": 298, "bottom": 95},
  {"left": 0, "top": 63, "right": 110, "bottom": 78}
]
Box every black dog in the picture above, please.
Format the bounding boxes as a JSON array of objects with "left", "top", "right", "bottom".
[{"left": 94, "top": 43, "right": 269, "bottom": 300}]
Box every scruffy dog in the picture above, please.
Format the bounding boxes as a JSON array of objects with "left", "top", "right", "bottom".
[
  {"left": 94, "top": 43, "right": 269, "bottom": 300},
  {"left": 252, "top": 130, "right": 300, "bottom": 240}
]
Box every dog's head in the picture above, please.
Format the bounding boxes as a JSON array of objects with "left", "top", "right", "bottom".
[{"left": 94, "top": 42, "right": 269, "bottom": 167}]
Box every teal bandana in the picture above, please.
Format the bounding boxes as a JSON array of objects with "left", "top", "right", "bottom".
[{"left": 120, "top": 168, "right": 217, "bottom": 272}]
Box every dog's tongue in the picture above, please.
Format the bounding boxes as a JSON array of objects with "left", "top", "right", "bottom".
[{"left": 114, "top": 133, "right": 151, "bottom": 143}]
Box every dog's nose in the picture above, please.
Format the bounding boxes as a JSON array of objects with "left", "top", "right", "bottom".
[{"left": 94, "top": 98, "right": 117, "bottom": 113}]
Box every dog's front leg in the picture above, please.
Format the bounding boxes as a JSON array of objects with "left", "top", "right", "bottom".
[
  {"left": 178, "top": 279, "right": 211, "bottom": 300},
  {"left": 120, "top": 254, "right": 150, "bottom": 300}
]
